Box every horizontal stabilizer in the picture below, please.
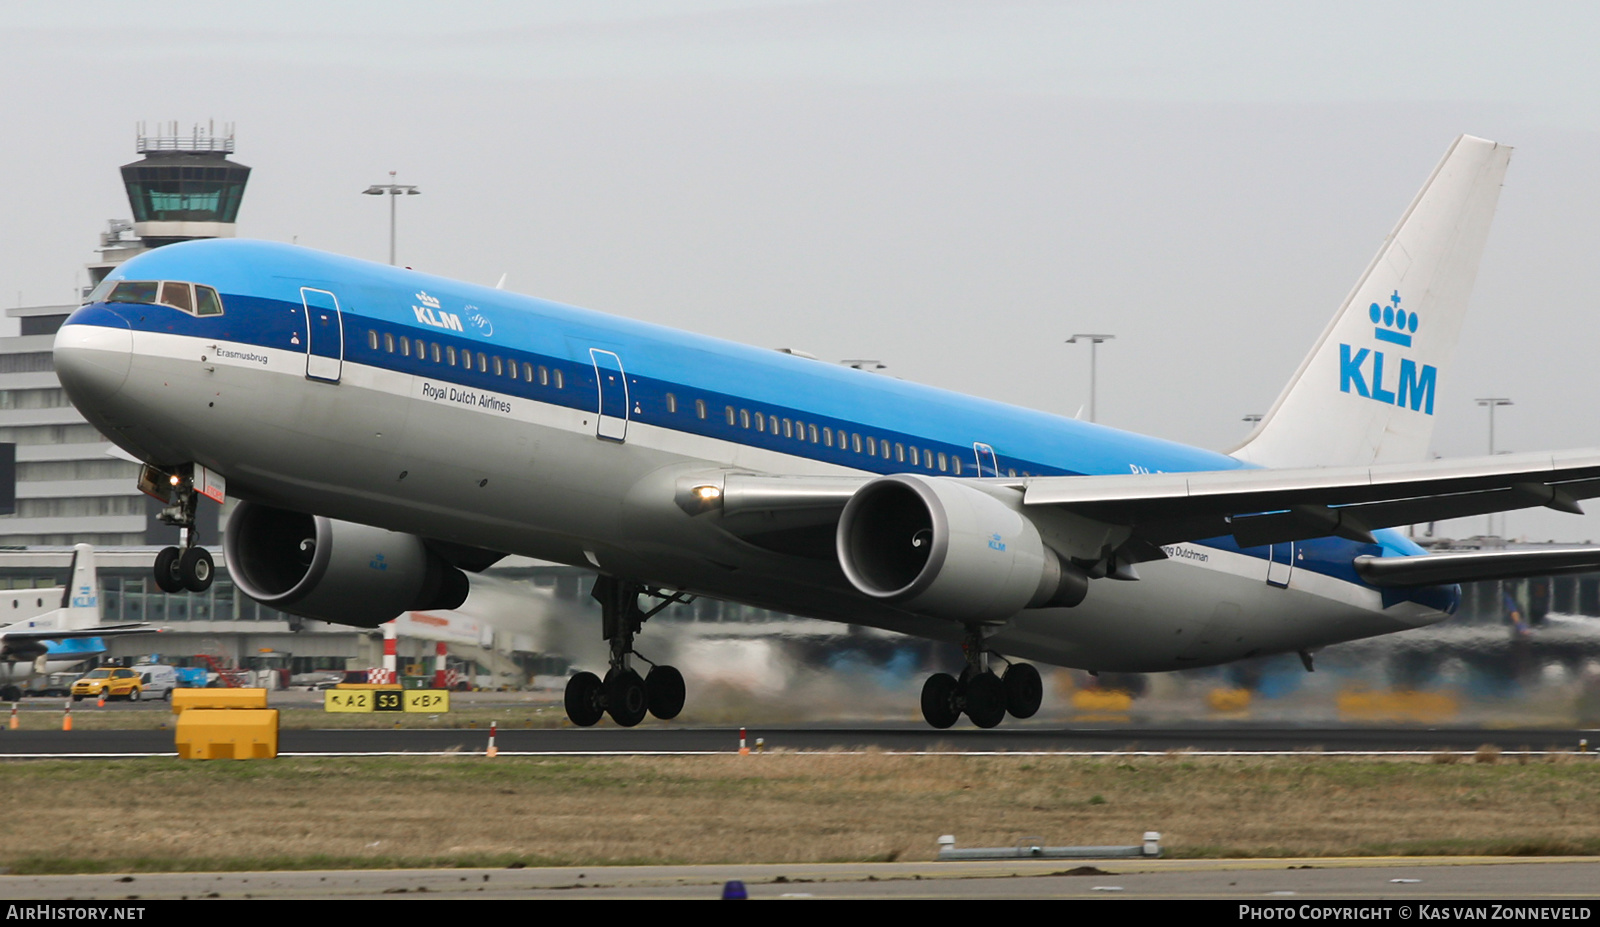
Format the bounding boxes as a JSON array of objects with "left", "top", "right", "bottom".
[{"left": 1355, "top": 548, "right": 1600, "bottom": 587}]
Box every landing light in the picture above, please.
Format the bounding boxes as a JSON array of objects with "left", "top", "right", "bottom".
[
  {"left": 168, "top": 474, "right": 181, "bottom": 487},
  {"left": 694, "top": 485, "right": 722, "bottom": 502}
]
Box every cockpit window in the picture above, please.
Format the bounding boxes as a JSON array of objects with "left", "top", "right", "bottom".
[
  {"left": 108, "top": 281, "right": 159, "bottom": 305},
  {"left": 98, "top": 280, "right": 224, "bottom": 317}
]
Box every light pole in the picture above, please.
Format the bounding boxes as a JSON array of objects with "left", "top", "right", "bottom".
[
  {"left": 362, "top": 171, "right": 420, "bottom": 266},
  {"left": 1066, "top": 334, "right": 1115, "bottom": 422},
  {"left": 1476, "top": 397, "right": 1512, "bottom": 536}
]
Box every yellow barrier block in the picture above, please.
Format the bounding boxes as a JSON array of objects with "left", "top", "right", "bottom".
[
  {"left": 1337, "top": 688, "right": 1459, "bottom": 723},
  {"left": 174, "top": 708, "right": 279, "bottom": 759},
  {"left": 170, "top": 688, "right": 269, "bottom": 713},
  {"left": 1071, "top": 688, "right": 1134, "bottom": 712},
  {"left": 1207, "top": 687, "right": 1253, "bottom": 713}
]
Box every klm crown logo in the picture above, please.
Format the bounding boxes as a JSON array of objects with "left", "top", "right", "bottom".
[
  {"left": 413, "top": 290, "right": 464, "bottom": 332},
  {"left": 1339, "top": 290, "right": 1436, "bottom": 415}
]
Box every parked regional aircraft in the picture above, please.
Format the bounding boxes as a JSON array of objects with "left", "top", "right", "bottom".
[
  {"left": 0, "top": 544, "right": 160, "bottom": 701},
  {"left": 51, "top": 135, "right": 1600, "bottom": 727}
]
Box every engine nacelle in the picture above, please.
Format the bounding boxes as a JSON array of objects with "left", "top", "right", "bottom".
[
  {"left": 836, "top": 475, "right": 1087, "bottom": 622},
  {"left": 225, "top": 501, "right": 469, "bottom": 629}
]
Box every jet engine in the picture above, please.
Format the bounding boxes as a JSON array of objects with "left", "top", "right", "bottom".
[
  {"left": 836, "top": 475, "right": 1087, "bottom": 622},
  {"left": 224, "top": 501, "right": 469, "bottom": 628}
]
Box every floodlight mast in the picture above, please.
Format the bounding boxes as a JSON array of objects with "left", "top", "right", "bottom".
[{"left": 362, "top": 171, "right": 420, "bottom": 265}]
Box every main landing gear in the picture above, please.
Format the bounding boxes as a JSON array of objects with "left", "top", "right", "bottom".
[
  {"left": 919, "top": 625, "right": 1043, "bottom": 729},
  {"left": 564, "top": 576, "right": 691, "bottom": 727},
  {"left": 149, "top": 470, "right": 214, "bottom": 594}
]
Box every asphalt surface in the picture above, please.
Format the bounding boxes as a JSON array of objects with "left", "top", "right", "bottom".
[{"left": 1, "top": 720, "right": 1595, "bottom": 755}]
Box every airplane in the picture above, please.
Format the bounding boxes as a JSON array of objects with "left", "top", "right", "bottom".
[
  {"left": 50, "top": 134, "right": 1600, "bottom": 728},
  {"left": 0, "top": 544, "right": 161, "bottom": 701}
]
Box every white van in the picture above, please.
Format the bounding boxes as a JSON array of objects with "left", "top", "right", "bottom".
[{"left": 133, "top": 664, "right": 179, "bottom": 701}]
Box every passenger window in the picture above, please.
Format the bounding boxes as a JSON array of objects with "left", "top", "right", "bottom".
[
  {"left": 895, "top": 443, "right": 905, "bottom": 462},
  {"left": 755, "top": 412, "right": 765, "bottom": 432},
  {"left": 866, "top": 436, "right": 876, "bottom": 456},
  {"left": 824, "top": 428, "right": 834, "bottom": 448},
  {"left": 740, "top": 409, "right": 751, "bottom": 429},
  {"left": 695, "top": 399, "right": 707, "bottom": 420},
  {"left": 808, "top": 423, "right": 819, "bottom": 443},
  {"left": 384, "top": 333, "right": 395, "bottom": 353},
  {"left": 538, "top": 366, "right": 549, "bottom": 385},
  {"left": 523, "top": 362, "right": 533, "bottom": 382},
  {"left": 161, "top": 281, "right": 193, "bottom": 312},
  {"left": 400, "top": 336, "right": 410, "bottom": 357},
  {"left": 937, "top": 452, "right": 948, "bottom": 472},
  {"left": 447, "top": 346, "right": 457, "bottom": 366},
  {"left": 431, "top": 343, "right": 441, "bottom": 363},
  {"left": 852, "top": 434, "right": 862, "bottom": 454},
  {"left": 725, "top": 406, "right": 736, "bottom": 426},
  {"left": 367, "top": 330, "right": 379, "bottom": 350},
  {"left": 553, "top": 369, "right": 564, "bottom": 389},
  {"left": 782, "top": 419, "right": 792, "bottom": 438},
  {"left": 952, "top": 457, "right": 963, "bottom": 475},
  {"left": 494, "top": 356, "right": 504, "bottom": 376},
  {"left": 666, "top": 393, "right": 678, "bottom": 414},
  {"left": 477, "top": 353, "right": 488, "bottom": 373}
]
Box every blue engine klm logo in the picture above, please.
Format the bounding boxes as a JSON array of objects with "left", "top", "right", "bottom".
[{"left": 1339, "top": 291, "right": 1435, "bottom": 415}]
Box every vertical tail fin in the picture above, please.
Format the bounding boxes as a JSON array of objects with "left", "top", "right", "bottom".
[
  {"left": 60, "top": 543, "right": 101, "bottom": 630},
  {"left": 1232, "top": 135, "right": 1511, "bottom": 469}
]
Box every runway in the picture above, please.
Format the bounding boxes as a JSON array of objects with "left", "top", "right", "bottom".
[
  {"left": 3, "top": 857, "right": 1599, "bottom": 900},
  {"left": 1, "top": 722, "right": 1595, "bottom": 757}
]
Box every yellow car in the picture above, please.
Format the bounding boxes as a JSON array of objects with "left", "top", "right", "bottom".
[{"left": 71, "top": 667, "right": 144, "bottom": 702}]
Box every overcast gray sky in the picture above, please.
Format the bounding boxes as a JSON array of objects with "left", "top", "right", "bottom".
[{"left": 4, "top": 1, "right": 1600, "bottom": 540}]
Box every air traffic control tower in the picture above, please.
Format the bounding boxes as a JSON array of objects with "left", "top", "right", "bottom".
[{"left": 87, "top": 122, "right": 251, "bottom": 288}]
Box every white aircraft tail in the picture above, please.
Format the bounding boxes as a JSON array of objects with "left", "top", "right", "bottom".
[
  {"left": 60, "top": 543, "right": 101, "bottom": 630},
  {"left": 1232, "top": 135, "right": 1511, "bottom": 469}
]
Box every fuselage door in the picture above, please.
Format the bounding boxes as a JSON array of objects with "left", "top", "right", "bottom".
[
  {"left": 301, "top": 287, "right": 344, "bottom": 383},
  {"left": 973, "top": 442, "right": 1000, "bottom": 478},
  {"left": 1266, "top": 542, "right": 1294, "bottom": 588},
  {"left": 589, "top": 348, "right": 629, "bottom": 442}
]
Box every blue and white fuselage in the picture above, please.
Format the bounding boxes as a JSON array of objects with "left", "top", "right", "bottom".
[{"left": 55, "top": 236, "right": 1455, "bottom": 674}]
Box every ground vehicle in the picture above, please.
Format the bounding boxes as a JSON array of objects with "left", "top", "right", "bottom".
[
  {"left": 70, "top": 666, "right": 143, "bottom": 701},
  {"left": 133, "top": 664, "right": 178, "bottom": 701}
]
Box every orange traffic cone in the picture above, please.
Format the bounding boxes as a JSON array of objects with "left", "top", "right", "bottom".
[
  {"left": 8, "top": 703, "right": 17, "bottom": 730},
  {"left": 96, "top": 691, "right": 105, "bottom": 708},
  {"left": 62, "top": 702, "right": 72, "bottom": 732},
  {"left": 486, "top": 721, "right": 499, "bottom": 758}
]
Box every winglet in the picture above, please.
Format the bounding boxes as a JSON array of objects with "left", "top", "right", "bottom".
[{"left": 1233, "top": 136, "right": 1511, "bottom": 469}]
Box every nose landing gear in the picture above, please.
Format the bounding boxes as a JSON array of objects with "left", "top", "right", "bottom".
[
  {"left": 144, "top": 464, "right": 215, "bottom": 593},
  {"left": 562, "top": 576, "right": 692, "bottom": 727}
]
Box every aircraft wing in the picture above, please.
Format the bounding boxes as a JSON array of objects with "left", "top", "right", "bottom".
[
  {"left": 0, "top": 624, "right": 161, "bottom": 644},
  {"left": 1353, "top": 547, "right": 1600, "bottom": 586},
  {"left": 1019, "top": 448, "right": 1600, "bottom": 549},
  {"left": 697, "top": 449, "right": 1600, "bottom": 568}
]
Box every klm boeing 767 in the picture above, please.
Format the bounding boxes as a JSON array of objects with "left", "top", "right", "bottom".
[{"left": 51, "top": 135, "right": 1600, "bottom": 728}]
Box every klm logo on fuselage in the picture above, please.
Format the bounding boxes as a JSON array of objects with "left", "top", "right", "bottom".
[
  {"left": 413, "top": 290, "right": 463, "bottom": 332},
  {"left": 1338, "top": 291, "right": 1435, "bottom": 415}
]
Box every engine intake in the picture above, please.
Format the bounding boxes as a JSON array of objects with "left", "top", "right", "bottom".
[
  {"left": 225, "top": 501, "right": 469, "bottom": 628},
  {"left": 836, "top": 475, "right": 1086, "bottom": 622}
]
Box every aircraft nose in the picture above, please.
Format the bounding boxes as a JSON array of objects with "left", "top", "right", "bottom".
[{"left": 54, "top": 305, "right": 133, "bottom": 413}]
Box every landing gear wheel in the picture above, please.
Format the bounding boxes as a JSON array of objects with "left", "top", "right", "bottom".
[
  {"left": 604, "top": 669, "right": 649, "bottom": 727},
  {"left": 645, "top": 665, "right": 685, "bottom": 720},
  {"left": 179, "top": 547, "right": 214, "bottom": 593},
  {"left": 1003, "top": 663, "right": 1043, "bottom": 719},
  {"left": 964, "top": 672, "right": 1006, "bottom": 729},
  {"left": 563, "top": 671, "right": 604, "bottom": 727},
  {"left": 920, "top": 673, "right": 961, "bottom": 729},
  {"left": 153, "top": 547, "right": 184, "bottom": 593}
]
